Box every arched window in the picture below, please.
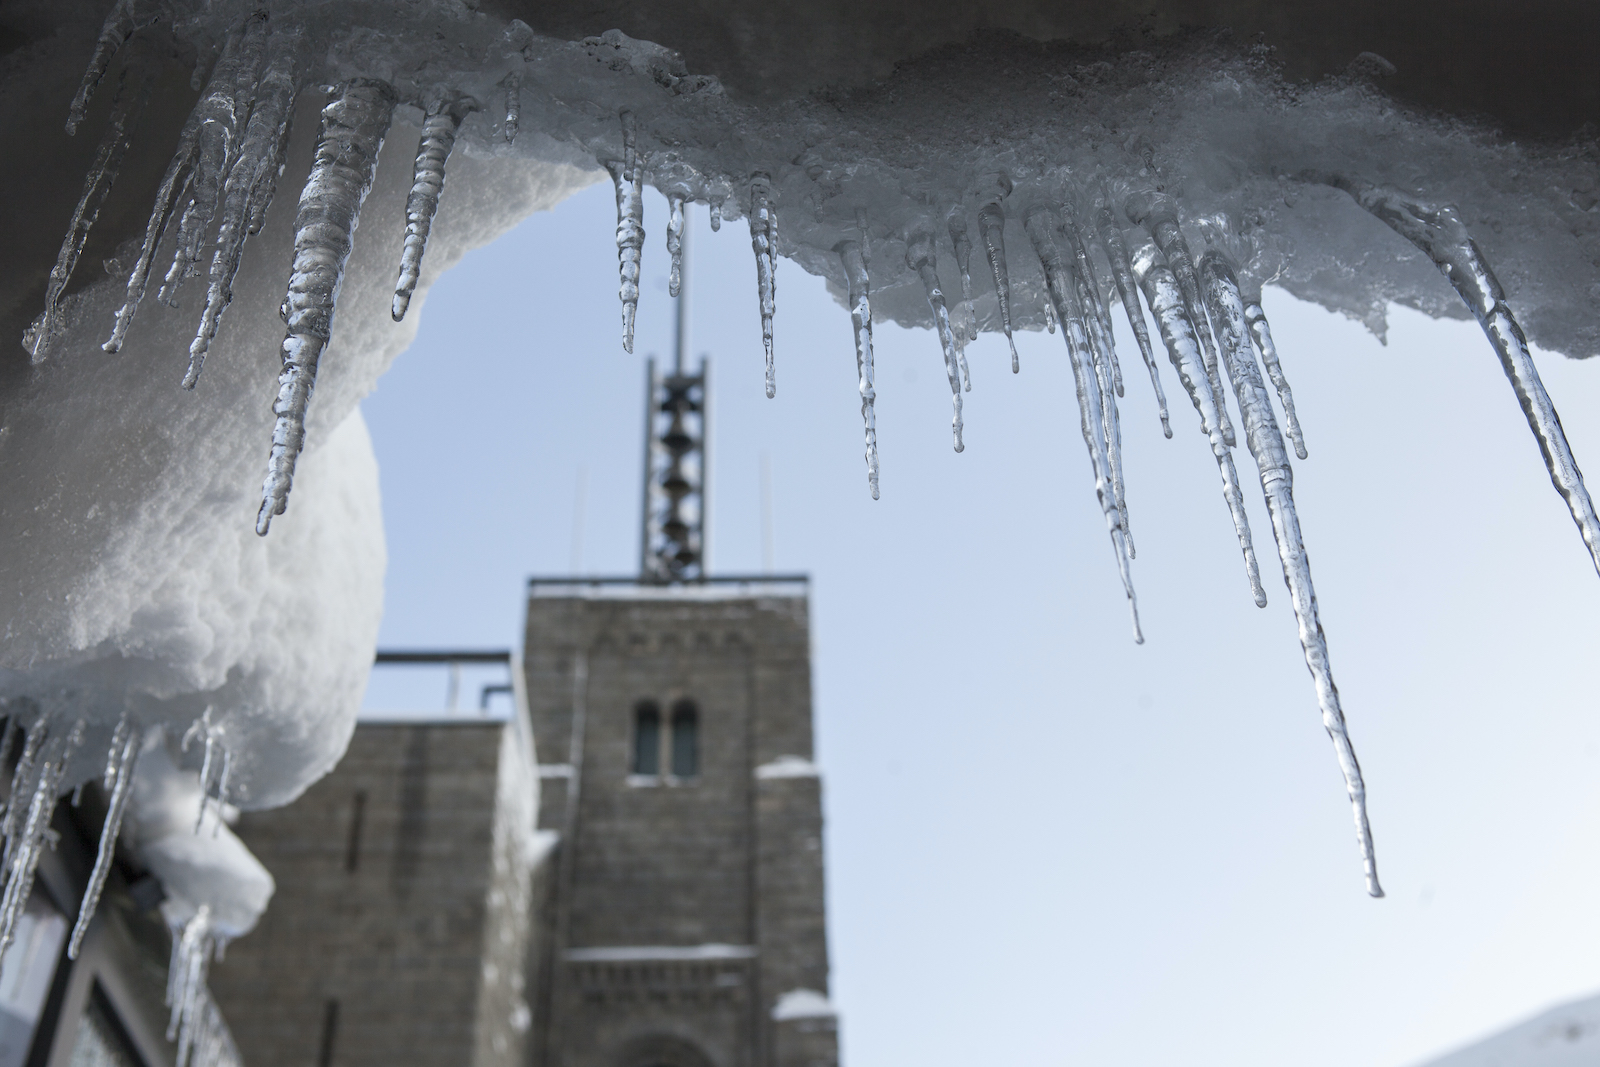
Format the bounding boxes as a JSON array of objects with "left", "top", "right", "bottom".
[
  {"left": 670, "top": 700, "right": 698, "bottom": 779},
  {"left": 633, "top": 703, "right": 661, "bottom": 775}
]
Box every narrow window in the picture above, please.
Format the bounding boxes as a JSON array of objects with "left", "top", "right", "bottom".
[
  {"left": 317, "top": 999, "right": 340, "bottom": 1067},
  {"left": 670, "top": 701, "right": 698, "bottom": 778},
  {"left": 633, "top": 703, "right": 661, "bottom": 775},
  {"left": 344, "top": 791, "right": 366, "bottom": 873}
]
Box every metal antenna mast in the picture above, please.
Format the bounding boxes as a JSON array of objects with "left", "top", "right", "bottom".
[{"left": 641, "top": 210, "right": 709, "bottom": 583}]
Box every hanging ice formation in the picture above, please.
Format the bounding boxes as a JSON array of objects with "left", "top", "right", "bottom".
[
  {"left": 167, "top": 906, "right": 241, "bottom": 1067},
  {"left": 69, "top": 715, "right": 141, "bottom": 959},
  {"left": 183, "top": 709, "right": 232, "bottom": 834},
  {"left": 666, "top": 194, "right": 686, "bottom": 297},
  {"left": 1323, "top": 177, "right": 1600, "bottom": 577},
  {"left": 1024, "top": 204, "right": 1142, "bottom": 642},
  {"left": 257, "top": 79, "right": 398, "bottom": 535},
  {"left": 608, "top": 110, "right": 645, "bottom": 354},
  {"left": 0, "top": 716, "right": 88, "bottom": 961},
  {"left": 39, "top": 8, "right": 1600, "bottom": 898},
  {"left": 392, "top": 94, "right": 476, "bottom": 322},
  {"left": 905, "top": 231, "right": 966, "bottom": 453},
  {"left": 749, "top": 174, "right": 778, "bottom": 398}
]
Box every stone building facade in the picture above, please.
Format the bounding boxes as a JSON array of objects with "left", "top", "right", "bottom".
[{"left": 524, "top": 577, "right": 836, "bottom": 1067}]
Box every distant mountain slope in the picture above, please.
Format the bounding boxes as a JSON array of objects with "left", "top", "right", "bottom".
[{"left": 1419, "top": 993, "right": 1600, "bottom": 1067}]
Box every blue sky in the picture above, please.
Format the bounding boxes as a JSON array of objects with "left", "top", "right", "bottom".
[{"left": 361, "top": 179, "right": 1600, "bottom": 1067}]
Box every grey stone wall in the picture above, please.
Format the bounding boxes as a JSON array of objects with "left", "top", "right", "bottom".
[{"left": 211, "top": 718, "right": 537, "bottom": 1067}]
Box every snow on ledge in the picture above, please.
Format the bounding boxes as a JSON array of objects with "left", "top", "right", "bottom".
[
  {"left": 755, "top": 755, "right": 820, "bottom": 779},
  {"left": 772, "top": 989, "right": 836, "bottom": 1022},
  {"left": 564, "top": 943, "right": 758, "bottom": 962}
]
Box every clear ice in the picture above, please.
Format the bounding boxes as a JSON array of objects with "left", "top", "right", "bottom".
[
  {"left": 609, "top": 111, "right": 644, "bottom": 355},
  {"left": 186, "top": 27, "right": 302, "bottom": 387},
  {"left": 392, "top": 95, "right": 475, "bottom": 322},
  {"left": 977, "top": 195, "right": 1021, "bottom": 373},
  {"left": 1200, "top": 248, "right": 1382, "bottom": 897},
  {"left": 1241, "top": 293, "right": 1307, "bottom": 460},
  {"left": 1095, "top": 189, "right": 1171, "bottom": 437},
  {"left": 946, "top": 208, "right": 979, "bottom": 343},
  {"left": 905, "top": 231, "right": 965, "bottom": 453},
  {"left": 70, "top": 716, "right": 140, "bottom": 959},
  {"left": 502, "top": 72, "right": 520, "bottom": 144},
  {"left": 839, "top": 237, "right": 880, "bottom": 499},
  {"left": 257, "top": 79, "right": 397, "bottom": 535},
  {"left": 0, "top": 718, "right": 87, "bottom": 963},
  {"left": 1331, "top": 178, "right": 1600, "bottom": 577},
  {"left": 167, "top": 906, "right": 239, "bottom": 1067},
  {"left": 65, "top": 0, "right": 149, "bottom": 136},
  {"left": 1024, "top": 205, "right": 1141, "bottom": 642},
  {"left": 666, "top": 195, "right": 686, "bottom": 298},
  {"left": 749, "top": 175, "right": 778, "bottom": 398},
  {"left": 1128, "top": 230, "right": 1266, "bottom": 607}
]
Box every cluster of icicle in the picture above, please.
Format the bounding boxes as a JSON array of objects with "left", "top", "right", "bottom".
[
  {"left": 48, "top": 5, "right": 488, "bottom": 534},
  {"left": 168, "top": 905, "right": 243, "bottom": 1067},
  {"left": 0, "top": 707, "right": 237, "bottom": 1065}
]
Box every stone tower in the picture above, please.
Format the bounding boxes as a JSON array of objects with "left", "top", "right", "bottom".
[{"left": 522, "top": 576, "right": 837, "bottom": 1067}]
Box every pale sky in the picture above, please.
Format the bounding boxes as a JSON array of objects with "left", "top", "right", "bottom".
[{"left": 361, "top": 178, "right": 1600, "bottom": 1067}]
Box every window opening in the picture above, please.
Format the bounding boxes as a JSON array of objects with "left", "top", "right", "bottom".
[
  {"left": 633, "top": 704, "right": 661, "bottom": 776},
  {"left": 670, "top": 701, "right": 698, "bottom": 779}
]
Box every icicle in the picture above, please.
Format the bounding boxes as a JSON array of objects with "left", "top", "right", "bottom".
[
  {"left": 182, "top": 709, "right": 230, "bottom": 833},
  {"left": 977, "top": 199, "right": 1020, "bottom": 373},
  {"left": 749, "top": 174, "right": 778, "bottom": 398},
  {"left": 1240, "top": 293, "right": 1307, "bottom": 459},
  {"left": 1023, "top": 206, "right": 1141, "bottom": 642},
  {"left": 66, "top": 0, "right": 151, "bottom": 136},
  {"left": 666, "top": 195, "right": 685, "bottom": 298},
  {"left": 946, "top": 208, "right": 979, "bottom": 342},
  {"left": 905, "top": 231, "right": 965, "bottom": 454},
  {"left": 0, "top": 715, "right": 51, "bottom": 859},
  {"left": 1062, "top": 206, "right": 1123, "bottom": 398},
  {"left": 1199, "top": 248, "right": 1381, "bottom": 897},
  {"left": 158, "top": 14, "right": 270, "bottom": 310},
  {"left": 839, "top": 239, "right": 879, "bottom": 499},
  {"left": 1328, "top": 178, "right": 1600, "bottom": 577},
  {"left": 185, "top": 30, "right": 301, "bottom": 387},
  {"left": 1095, "top": 187, "right": 1171, "bottom": 438},
  {"left": 1062, "top": 214, "right": 1133, "bottom": 558},
  {"left": 607, "top": 159, "right": 645, "bottom": 354},
  {"left": 27, "top": 38, "right": 155, "bottom": 361},
  {"left": 0, "top": 720, "right": 86, "bottom": 963},
  {"left": 69, "top": 720, "right": 140, "bottom": 959},
  {"left": 502, "top": 72, "right": 520, "bottom": 143},
  {"left": 1128, "top": 232, "right": 1266, "bottom": 606},
  {"left": 392, "top": 95, "right": 474, "bottom": 323},
  {"left": 1126, "top": 191, "right": 1235, "bottom": 447},
  {"left": 168, "top": 905, "right": 216, "bottom": 1067},
  {"left": 709, "top": 199, "right": 722, "bottom": 231},
  {"left": 1043, "top": 299, "right": 1055, "bottom": 334},
  {"left": 104, "top": 16, "right": 265, "bottom": 352},
  {"left": 257, "top": 79, "right": 398, "bottom": 536}
]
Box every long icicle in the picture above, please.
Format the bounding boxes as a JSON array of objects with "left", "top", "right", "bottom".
[
  {"left": 1126, "top": 191, "right": 1235, "bottom": 447},
  {"left": 158, "top": 14, "right": 269, "bottom": 309},
  {"left": 666, "top": 194, "right": 685, "bottom": 298},
  {"left": 1024, "top": 205, "right": 1142, "bottom": 642},
  {"left": 607, "top": 159, "right": 644, "bottom": 354},
  {"left": 1240, "top": 288, "right": 1307, "bottom": 460},
  {"left": 947, "top": 207, "right": 979, "bottom": 343},
  {"left": 257, "top": 79, "right": 397, "bottom": 535},
  {"left": 69, "top": 721, "right": 141, "bottom": 959},
  {"left": 1329, "top": 178, "right": 1600, "bottom": 576},
  {"left": 186, "top": 29, "right": 301, "bottom": 387},
  {"left": 0, "top": 720, "right": 86, "bottom": 962},
  {"left": 0, "top": 714, "right": 51, "bottom": 867},
  {"left": 905, "top": 231, "right": 965, "bottom": 454},
  {"left": 1128, "top": 232, "right": 1266, "bottom": 607},
  {"left": 103, "top": 17, "right": 259, "bottom": 352},
  {"left": 977, "top": 202, "right": 1020, "bottom": 373},
  {"left": 66, "top": 0, "right": 151, "bottom": 136},
  {"left": 1096, "top": 187, "right": 1171, "bottom": 437},
  {"left": 28, "top": 37, "right": 156, "bottom": 360},
  {"left": 1201, "top": 248, "right": 1382, "bottom": 897},
  {"left": 392, "top": 94, "right": 474, "bottom": 322},
  {"left": 1061, "top": 211, "right": 1133, "bottom": 556},
  {"left": 749, "top": 174, "right": 778, "bottom": 397},
  {"left": 839, "top": 239, "right": 880, "bottom": 499}
]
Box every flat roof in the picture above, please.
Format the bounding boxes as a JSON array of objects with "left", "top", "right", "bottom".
[{"left": 527, "top": 575, "right": 809, "bottom": 600}]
